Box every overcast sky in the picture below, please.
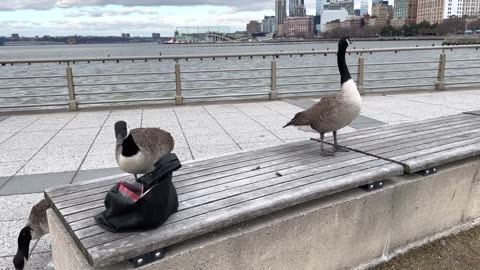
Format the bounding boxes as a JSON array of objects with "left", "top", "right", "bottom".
[{"left": 0, "top": 0, "right": 393, "bottom": 37}]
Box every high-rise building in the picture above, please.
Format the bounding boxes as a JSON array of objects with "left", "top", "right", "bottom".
[
  {"left": 289, "top": 0, "right": 298, "bottom": 16},
  {"left": 275, "top": 0, "right": 287, "bottom": 34},
  {"left": 152, "top": 33, "right": 161, "bottom": 39},
  {"left": 462, "top": 0, "right": 480, "bottom": 17},
  {"left": 444, "top": 0, "right": 462, "bottom": 18},
  {"left": 246, "top": 20, "right": 262, "bottom": 33},
  {"left": 320, "top": 9, "right": 349, "bottom": 32},
  {"left": 283, "top": 16, "right": 313, "bottom": 37},
  {"left": 316, "top": 0, "right": 326, "bottom": 15},
  {"left": 261, "top": 16, "right": 276, "bottom": 33},
  {"left": 394, "top": 0, "right": 418, "bottom": 23},
  {"left": 372, "top": 1, "right": 393, "bottom": 25},
  {"left": 121, "top": 33, "right": 130, "bottom": 38},
  {"left": 416, "top": 0, "right": 445, "bottom": 23},
  {"left": 11, "top": 33, "right": 19, "bottom": 39},
  {"left": 360, "top": 0, "right": 369, "bottom": 16},
  {"left": 325, "top": 0, "right": 355, "bottom": 15}
]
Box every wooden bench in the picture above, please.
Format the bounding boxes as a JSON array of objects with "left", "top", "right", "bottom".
[
  {"left": 45, "top": 140, "right": 403, "bottom": 268},
  {"left": 44, "top": 113, "right": 480, "bottom": 269}
]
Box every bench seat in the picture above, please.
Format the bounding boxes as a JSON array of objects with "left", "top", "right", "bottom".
[
  {"left": 331, "top": 113, "right": 480, "bottom": 173},
  {"left": 45, "top": 140, "right": 403, "bottom": 268}
]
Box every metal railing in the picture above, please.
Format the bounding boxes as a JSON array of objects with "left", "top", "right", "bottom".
[{"left": 0, "top": 44, "right": 480, "bottom": 112}]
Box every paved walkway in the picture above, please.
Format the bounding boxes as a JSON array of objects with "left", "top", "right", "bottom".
[{"left": 1, "top": 89, "right": 480, "bottom": 269}]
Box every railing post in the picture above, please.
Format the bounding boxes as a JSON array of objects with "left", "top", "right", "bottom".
[
  {"left": 66, "top": 64, "right": 78, "bottom": 111},
  {"left": 435, "top": 51, "right": 446, "bottom": 91},
  {"left": 174, "top": 61, "right": 183, "bottom": 105},
  {"left": 270, "top": 59, "right": 278, "bottom": 100},
  {"left": 357, "top": 55, "right": 365, "bottom": 95}
]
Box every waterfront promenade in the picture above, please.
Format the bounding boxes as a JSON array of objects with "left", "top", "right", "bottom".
[{"left": 1, "top": 89, "right": 480, "bottom": 268}]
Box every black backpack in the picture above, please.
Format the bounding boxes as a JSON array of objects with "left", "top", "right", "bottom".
[{"left": 95, "top": 153, "right": 181, "bottom": 232}]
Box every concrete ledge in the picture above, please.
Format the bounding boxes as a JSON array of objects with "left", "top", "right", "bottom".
[{"left": 48, "top": 156, "right": 480, "bottom": 270}]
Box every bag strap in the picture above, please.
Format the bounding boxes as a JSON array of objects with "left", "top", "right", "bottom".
[{"left": 138, "top": 153, "right": 182, "bottom": 187}]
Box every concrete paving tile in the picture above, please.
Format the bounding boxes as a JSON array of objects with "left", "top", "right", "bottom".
[
  {"left": 0, "top": 148, "right": 38, "bottom": 162},
  {"left": 209, "top": 112, "right": 248, "bottom": 119},
  {"left": 183, "top": 127, "right": 227, "bottom": 137},
  {"left": 47, "top": 135, "right": 96, "bottom": 147},
  {"left": 175, "top": 113, "right": 211, "bottom": 122},
  {"left": 222, "top": 123, "right": 267, "bottom": 134},
  {"left": 103, "top": 115, "right": 142, "bottom": 128},
  {"left": 190, "top": 143, "right": 241, "bottom": 159},
  {"left": 0, "top": 115, "right": 42, "bottom": 126},
  {"left": 0, "top": 193, "right": 45, "bottom": 222},
  {"left": 0, "top": 162, "right": 24, "bottom": 177},
  {"left": 141, "top": 120, "right": 181, "bottom": 130},
  {"left": 63, "top": 117, "right": 107, "bottom": 129},
  {"left": 0, "top": 116, "right": 9, "bottom": 123},
  {"left": 186, "top": 134, "right": 235, "bottom": 147},
  {"left": 269, "top": 128, "right": 311, "bottom": 141},
  {"left": 87, "top": 143, "right": 115, "bottom": 156},
  {"left": 143, "top": 111, "right": 176, "bottom": 121},
  {"left": 239, "top": 141, "right": 284, "bottom": 151},
  {"left": 22, "top": 123, "right": 65, "bottom": 132},
  {"left": 172, "top": 134, "right": 188, "bottom": 148},
  {"left": 110, "top": 109, "right": 142, "bottom": 115},
  {"left": 173, "top": 147, "right": 193, "bottom": 162},
  {"left": 75, "top": 111, "right": 110, "bottom": 118},
  {"left": 5, "top": 131, "right": 57, "bottom": 149},
  {"left": 94, "top": 134, "right": 116, "bottom": 144},
  {"left": 361, "top": 113, "right": 416, "bottom": 124},
  {"left": 203, "top": 105, "right": 238, "bottom": 113},
  {"left": 34, "top": 145, "right": 91, "bottom": 160},
  {"left": 73, "top": 167, "right": 126, "bottom": 183},
  {"left": 0, "top": 219, "right": 51, "bottom": 257},
  {"left": 17, "top": 157, "right": 84, "bottom": 175},
  {"left": 179, "top": 120, "right": 219, "bottom": 129},
  {"left": 0, "top": 133, "right": 14, "bottom": 144},
  {"left": 0, "top": 177, "right": 8, "bottom": 188},
  {"left": 0, "top": 125, "right": 28, "bottom": 133},
  {"left": 80, "top": 154, "right": 118, "bottom": 170},
  {"left": 0, "top": 172, "right": 76, "bottom": 195},
  {"left": 215, "top": 117, "right": 256, "bottom": 125},
  {"left": 230, "top": 131, "right": 282, "bottom": 144}
]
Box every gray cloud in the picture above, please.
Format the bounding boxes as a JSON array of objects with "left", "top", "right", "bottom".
[{"left": 0, "top": 0, "right": 272, "bottom": 11}]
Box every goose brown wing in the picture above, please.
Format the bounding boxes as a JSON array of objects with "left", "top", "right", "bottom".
[
  {"left": 308, "top": 97, "right": 339, "bottom": 130},
  {"left": 131, "top": 128, "right": 175, "bottom": 159}
]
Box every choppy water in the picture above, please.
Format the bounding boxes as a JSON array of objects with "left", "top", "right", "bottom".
[{"left": 0, "top": 40, "right": 479, "bottom": 111}]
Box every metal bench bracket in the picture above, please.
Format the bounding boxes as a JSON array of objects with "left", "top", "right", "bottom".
[
  {"left": 361, "top": 180, "right": 384, "bottom": 192},
  {"left": 129, "top": 248, "right": 165, "bottom": 268},
  {"left": 417, "top": 167, "right": 438, "bottom": 177}
]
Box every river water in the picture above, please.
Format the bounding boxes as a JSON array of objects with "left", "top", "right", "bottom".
[{"left": 0, "top": 40, "right": 479, "bottom": 110}]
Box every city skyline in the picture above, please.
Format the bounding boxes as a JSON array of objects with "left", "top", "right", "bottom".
[{"left": 0, "top": 0, "right": 394, "bottom": 37}]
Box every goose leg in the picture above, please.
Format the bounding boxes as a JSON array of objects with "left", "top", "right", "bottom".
[
  {"left": 134, "top": 174, "right": 138, "bottom": 180},
  {"left": 310, "top": 133, "right": 335, "bottom": 156},
  {"left": 333, "top": 131, "right": 349, "bottom": 152}
]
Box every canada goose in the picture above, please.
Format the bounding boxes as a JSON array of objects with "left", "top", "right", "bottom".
[
  {"left": 283, "top": 37, "right": 361, "bottom": 156},
  {"left": 115, "top": 121, "right": 174, "bottom": 179},
  {"left": 13, "top": 199, "right": 49, "bottom": 270}
]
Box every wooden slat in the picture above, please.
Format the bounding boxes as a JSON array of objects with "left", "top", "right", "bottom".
[
  {"left": 464, "top": 110, "right": 480, "bottom": 116},
  {"left": 85, "top": 163, "right": 403, "bottom": 267},
  {"left": 343, "top": 119, "right": 480, "bottom": 150},
  {"left": 73, "top": 154, "right": 377, "bottom": 241},
  {"left": 80, "top": 158, "right": 394, "bottom": 249},
  {"left": 47, "top": 174, "right": 130, "bottom": 198},
  {"left": 62, "top": 152, "right": 369, "bottom": 234},
  {"left": 330, "top": 114, "right": 474, "bottom": 144}
]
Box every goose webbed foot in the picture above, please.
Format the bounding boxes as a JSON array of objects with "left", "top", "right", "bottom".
[
  {"left": 321, "top": 148, "right": 335, "bottom": 157},
  {"left": 334, "top": 145, "right": 349, "bottom": 152}
]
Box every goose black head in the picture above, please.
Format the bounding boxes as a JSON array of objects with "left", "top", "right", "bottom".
[
  {"left": 338, "top": 37, "right": 352, "bottom": 50},
  {"left": 114, "top": 121, "right": 130, "bottom": 145},
  {"left": 13, "top": 226, "right": 32, "bottom": 270}
]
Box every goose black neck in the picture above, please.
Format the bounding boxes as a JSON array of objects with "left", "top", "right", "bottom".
[
  {"left": 337, "top": 46, "right": 351, "bottom": 85},
  {"left": 122, "top": 134, "right": 140, "bottom": 157}
]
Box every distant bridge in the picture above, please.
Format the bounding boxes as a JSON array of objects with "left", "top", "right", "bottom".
[{"left": 205, "top": 33, "right": 235, "bottom": 42}]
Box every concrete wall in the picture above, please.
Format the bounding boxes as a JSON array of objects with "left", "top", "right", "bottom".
[{"left": 48, "top": 156, "right": 480, "bottom": 270}]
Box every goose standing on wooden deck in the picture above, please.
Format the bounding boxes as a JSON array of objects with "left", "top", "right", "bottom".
[
  {"left": 283, "top": 37, "right": 361, "bottom": 156},
  {"left": 115, "top": 121, "right": 174, "bottom": 179},
  {"left": 13, "top": 199, "right": 50, "bottom": 270}
]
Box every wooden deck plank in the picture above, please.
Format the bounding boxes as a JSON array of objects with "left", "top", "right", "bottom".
[
  {"left": 463, "top": 110, "right": 480, "bottom": 116},
  {"left": 47, "top": 174, "right": 130, "bottom": 198},
  {"left": 357, "top": 127, "right": 480, "bottom": 156},
  {"left": 331, "top": 114, "right": 473, "bottom": 144},
  {"left": 73, "top": 154, "right": 378, "bottom": 241},
  {"left": 80, "top": 159, "right": 394, "bottom": 249},
  {"left": 65, "top": 152, "right": 367, "bottom": 232},
  {"left": 343, "top": 119, "right": 480, "bottom": 150},
  {"left": 84, "top": 163, "right": 403, "bottom": 267}
]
